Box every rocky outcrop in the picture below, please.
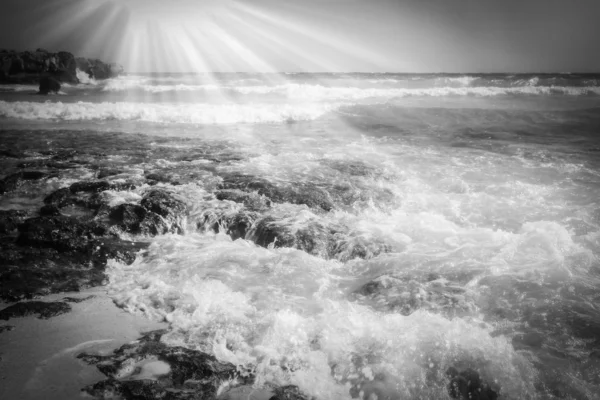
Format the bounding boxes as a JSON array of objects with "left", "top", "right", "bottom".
[
  {"left": 76, "top": 57, "right": 124, "bottom": 80},
  {"left": 0, "top": 48, "right": 123, "bottom": 85},
  {"left": 79, "top": 330, "right": 252, "bottom": 400},
  {"left": 0, "top": 301, "right": 71, "bottom": 320},
  {"left": 38, "top": 76, "right": 61, "bottom": 94}
]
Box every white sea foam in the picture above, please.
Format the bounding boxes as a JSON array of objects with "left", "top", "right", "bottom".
[
  {"left": 75, "top": 68, "right": 98, "bottom": 85},
  {"left": 107, "top": 233, "right": 537, "bottom": 399},
  {"left": 0, "top": 100, "right": 338, "bottom": 124}
]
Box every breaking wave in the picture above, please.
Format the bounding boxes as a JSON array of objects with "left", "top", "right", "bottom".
[{"left": 0, "top": 100, "right": 338, "bottom": 124}]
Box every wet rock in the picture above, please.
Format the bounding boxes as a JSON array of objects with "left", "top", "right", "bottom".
[
  {"left": 0, "top": 149, "right": 27, "bottom": 158},
  {"left": 109, "top": 203, "right": 147, "bottom": 233},
  {"left": 248, "top": 216, "right": 296, "bottom": 248},
  {"left": 38, "top": 76, "right": 61, "bottom": 94},
  {"left": 323, "top": 159, "right": 378, "bottom": 177},
  {"left": 223, "top": 211, "right": 259, "bottom": 240},
  {"left": 44, "top": 187, "right": 73, "bottom": 207},
  {"left": 97, "top": 168, "right": 123, "bottom": 179},
  {"left": 140, "top": 190, "right": 186, "bottom": 219},
  {"left": 269, "top": 385, "right": 310, "bottom": 400},
  {"left": 332, "top": 236, "right": 394, "bottom": 262},
  {"left": 218, "top": 174, "right": 334, "bottom": 211},
  {"left": 91, "top": 238, "right": 149, "bottom": 266},
  {"left": 0, "top": 301, "right": 71, "bottom": 320},
  {"left": 446, "top": 367, "right": 498, "bottom": 400},
  {"left": 215, "top": 189, "right": 271, "bottom": 211},
  {"left": 0, "top": 234, "right": 146, "bottom": 301},
  {"left": 354, "top": 274, "right": 473, "bottom": 316},
  {"left": 0, "top": 170, "right": 51, "bottom": 194},
  {"left": 63, "top": 295, "right": 95, "bottom": 303},
  {"left": 17, "top": 216, "right": 106, "bottom": 252},
  {"left": 0, "top": 325, "right": 15, "bottom": 333},
  {"left": 70, "top": 180, "right": 112, "bottom": 194},
  {"left": 0, "top": 210, "right": 31, "bottom": 235},
  {"left": 145, "top": 172, "right": 178, "bottom": 185},
  {"left": 39, "top": 204, "right": 61, "bottom": 216},
  {"left": 247, "top": 217, "right": 333, "bottom": 257},
  {"left": 80, "top": 330, "right": 246, "bottom": 400}
]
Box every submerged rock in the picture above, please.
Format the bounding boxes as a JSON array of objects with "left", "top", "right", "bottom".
[
  {"left": 0, "top": 301, "right": 71, "bottom": 320},
  {"left": 80, "top": 330, "right": 249, "bottom": 400},
  {"left": 354, "top": 274, "right": 474, "bottom": 316},
  {"left": 0, "top": 170, "right": 52, "bottom": 194}
]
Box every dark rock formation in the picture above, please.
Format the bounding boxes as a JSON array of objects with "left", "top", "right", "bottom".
[
  {"left": 0, "top": 49, "right": 78, "bottom": 83},
  {"left": 0, "top": 301, "right": 71, "bottom": 320},
  {"left": 0, "top": 49, "right": 123, "bottom": 84},
  {"left": 80, "top": 330, "right": 250, "bottom": 400},
  {"left": 0, "top": 171, "right": 53, "bottom": 194},
  {"left": 38, "top": 76, "right": 61, "bottom": 94},
  {"left": 17, "top": 216, "right": 106, "bottom": 252},
  {"left": 218, "top": 173, "right": 334, "bottom": 212},
  {"left": 76, "top": 57, "right": 123, "bottom": 80},
  {"left": 0, "top": 210, "right": 32, "bottom": 235}
]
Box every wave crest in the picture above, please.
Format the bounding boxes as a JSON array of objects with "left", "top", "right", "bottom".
[{"left": 0, "top": 100, "right": 337, "bottom": 124}]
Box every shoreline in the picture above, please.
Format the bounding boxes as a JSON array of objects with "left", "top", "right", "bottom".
[{"left": 0, "top": 288, "right": 166, "bottom": 400}]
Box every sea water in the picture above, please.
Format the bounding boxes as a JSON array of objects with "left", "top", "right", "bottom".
[{"left": 1, "top": 72, "right": 600, "bottom": 399}]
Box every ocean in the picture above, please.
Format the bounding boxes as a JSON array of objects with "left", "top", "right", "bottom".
[{"left": 1, "top": 72, "right": 600, "bottom": 399}]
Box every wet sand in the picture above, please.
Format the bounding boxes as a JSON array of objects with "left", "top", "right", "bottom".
[{"left": 0, "top": 288, "right": 166, "bottom": 400}]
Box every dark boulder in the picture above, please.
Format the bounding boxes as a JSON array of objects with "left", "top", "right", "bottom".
[
  {"left": 140, "top": 190, "right": 186, "bottom": 218},
  {"left": 0, "top": 301, "right": 71, "bottom": 320},
  {"left": 38, "top": 76, "right": 61, "bottom": 94}
]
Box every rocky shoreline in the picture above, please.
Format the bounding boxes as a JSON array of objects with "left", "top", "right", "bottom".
[
  {"left": 0, "top": 48, "right": 123, "bottom": 91},
  {"left": 0, "top": 128, "right": 498, "bottom": 399}
]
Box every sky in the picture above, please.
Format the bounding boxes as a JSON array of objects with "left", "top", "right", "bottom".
[{"left": 1, "top": 0, "right": 599, "bottom": 73}]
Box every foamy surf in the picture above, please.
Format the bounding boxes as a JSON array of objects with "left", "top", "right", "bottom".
[{"left": 0, "top": 100, "right": 339, "bottom": 124}]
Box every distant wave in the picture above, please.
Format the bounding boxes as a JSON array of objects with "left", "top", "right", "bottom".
[
  {"left": 99, "top": 78, "right": 600, "bottom": 99},
  {"left": 0, "top": 100, "right": 338, "bottom": 124}
]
